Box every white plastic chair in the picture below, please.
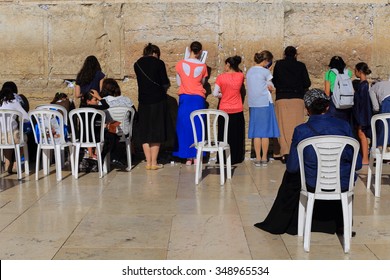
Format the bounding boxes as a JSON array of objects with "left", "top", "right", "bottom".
[
  {"left": 0, "top": 109, "right": 30, "bottom": 180},
  {"left": 105, "top": 106, "right": 135, "bottom": 172},
  {"left": 297, "top": 135, "right": 360, "bottom": 253},
  {"left": 29, "top": 109, "right": 74, "bottom": 181},
  {"left": 35, "top": 104, "right": 68, "bottom": 125},
  {"left": 367, "top": 113, "right": 390, "bottom": 197},
  {"left": 69, "top": 108, "right": 106, "bottom": 179},
  {"left": 36, "top": 104, "right": 69, "bottom": 166},
  {"left": 190, "top": 109, "right": 231, "bottom": 185}
]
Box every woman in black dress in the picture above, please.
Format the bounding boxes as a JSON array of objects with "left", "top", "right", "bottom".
[
  {"left": 353, "top": 62, "right": 372, "bottom": 165},
  {"left": 134, "top": 43, "right": 170, "bottom": 170}
]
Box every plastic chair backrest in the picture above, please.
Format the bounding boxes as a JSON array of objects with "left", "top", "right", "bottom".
[
  {"left": 190, "top": 109, "right": 229, "bottom": 148},
  {"left": 297, "top": 135, "right": 360, "bottom": 194},
  {"left": 106, "top": 106, "right": 135, "bottom": 138},
  {"left": 0, "top": 109, "right": 25, "bottom": 146},
  {"left": 36, "top": 104, "right": 68, "bottom": 125},
  {"left": 371, "top": 113, "right": 390, "bottom": 157},
  {"left": 69, "top": 108, "right": 106, "bottom": 144},
  {"left": 29, "top": 109, "right": 66, "bottom": 145}
]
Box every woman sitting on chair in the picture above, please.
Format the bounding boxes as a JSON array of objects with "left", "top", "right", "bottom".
[
  {"left": 0, "top": 87, "right": 30, "bottom": 174},
  {"left": 254, "top": 88, "right": 362, "bottom": 235}
]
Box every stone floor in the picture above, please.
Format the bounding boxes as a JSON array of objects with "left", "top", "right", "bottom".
[{"left": 1, "top": 156, "right": 390, "bottom": 260}]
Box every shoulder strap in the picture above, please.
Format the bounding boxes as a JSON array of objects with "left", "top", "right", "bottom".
[{"left": 135, "top": 62, "right": 162, "bottom": 87}]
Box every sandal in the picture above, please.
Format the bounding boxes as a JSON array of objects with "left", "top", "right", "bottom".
[
  {"left": 90, "top": 154, "right": 98, "bottom": 161},
  {"left": 151, "top": 164, "right": 164, "bottom": 170}
]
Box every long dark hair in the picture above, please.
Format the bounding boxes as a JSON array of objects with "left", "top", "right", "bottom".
[
  {"left": 0, "top": 88, "right": 15, "bottom": 106},
  {"left": 51, "top": 92, "right": 68, "bottom": 104},
  {"left": 328, "top": 56, "right": 346, "bottom": 74},
  {"left": 225, "top": 56, "right": 242, "bottom": 72},
  {"left": 1, "top": 81, "right": 18, "bottom": 93},
  {"left": 76, "top": 55, "right": 102, "bottom": 86}
]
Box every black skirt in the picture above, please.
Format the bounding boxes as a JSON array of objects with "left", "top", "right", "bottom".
[
  {"left": 254, "top": 171, "right": 343, "bottom": 235},
  {"left": 218, "top": 111, "right": 245, "bottom": 165},
  {"left": 137, "top": 100, "right": 167, "bottom": 144}
]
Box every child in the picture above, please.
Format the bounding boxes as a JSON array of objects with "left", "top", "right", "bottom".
[
  {"left": 353, "top": 62, "right": 373, "bottom": 165},
  {"left": 81, "top": 89, "right": 109, "bottom": 160}
]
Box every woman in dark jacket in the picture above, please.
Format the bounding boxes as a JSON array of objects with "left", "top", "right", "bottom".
[
  {"left": 272, "top": 46, "right": 311, "bottom": 163},
  {"left": 134, "top": 43, "right": 170, "bottom": 170}
]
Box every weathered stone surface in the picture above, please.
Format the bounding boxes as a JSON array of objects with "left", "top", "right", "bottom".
[
  {"left": 1, "top": 1, "right": 390, "bottom": 152},
  {"left": 284, "top": 3, "right": 376, "bottom": 86}
]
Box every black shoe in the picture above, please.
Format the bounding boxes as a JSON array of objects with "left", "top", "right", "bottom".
[
  {"left": 281, "top": 154, "right": 289, "bottom": 164},
  {"left": 111, "top": 159, "right": 126, "bottom": 167}
]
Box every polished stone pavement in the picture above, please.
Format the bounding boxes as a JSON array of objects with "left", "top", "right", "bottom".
[{"left": 1, "top": 157, "right": 390, "bottom": 260}]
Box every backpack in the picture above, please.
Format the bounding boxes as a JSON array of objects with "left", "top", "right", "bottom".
[{"left": 331, "top": 68, "right": 354, "bottom": 109}]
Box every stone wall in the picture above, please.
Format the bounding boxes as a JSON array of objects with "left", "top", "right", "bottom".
[{"left": 1, "top": 0, "right": 390, "bottom": 151}]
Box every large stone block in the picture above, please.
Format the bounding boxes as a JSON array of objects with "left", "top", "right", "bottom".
[
  {"left": 0, "top": 6, "right": 47, "bottom": 76},
  {"left": 123, "top": 3, "right": 219, "bottom": 77},
  {"left": 217, "top": 2, "right": 284, "bottom": 75},
  {"left": 284, "top": 3, "right": 375, "bottom": 87},
  {"left": 372, "top": 5, "right": 390, "bottom": 80}
]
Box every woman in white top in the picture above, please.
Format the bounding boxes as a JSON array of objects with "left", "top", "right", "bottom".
[
  {"left": 246, "top": 50, "right": 280, "bottom": 167},
  {"left": 0, "top": 87, "right": 30, "bottom": 174}
]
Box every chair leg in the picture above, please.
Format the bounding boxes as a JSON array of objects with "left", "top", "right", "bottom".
[
  {"left": 54, "top": 146, "right": 62, "bottom": 181},
  {"left": 35, "top": 145, "right": 41, "bottom": 181},
  {"left": 15, "top": 145, "right": 22, "bottom": 180},
  {"left": 195, "top": 149, "right": 202, "bottom": 184},
  {"left": 341, "top": 194, "right": 351, "bottom": 253},
  {"left": 297, "top": 193, "right": 307, "bottom": 236},
  {"left": 69, "top": 146, "right": 75, "bottom": 177},
  {"left": 374, "top": 159, "right": 383, "bottom": 197},
  {"left": 60, "top": 149, "right": 65, "bottom": 169},
  {"left": 96, "top": 144, "right": 104, "bottom": 178},
  {"left": 366, "top": 154, "right": 374, "bottom": 190},
  {"left": 23, "top": 143, "right": 29, "bottom": 175},
  {"left": 225, "top": 148, "right": 232, "bottom": 180},
  {"left": 218, "top": 148, "right": 225, "bottom": 185},
  {"left": 303, "top": 194, "right": 315, "bottom": 252},
  {"left": 0, "top": 149, "right": 3, "bottom": 173},
  {"left": 42, "top": 149, "right": 50, "bottom": 176},
  {"left": 126, "top": 139, "right": 132, "bottom": 171},
  {"left": 74, "top": 145, "right": 80, "bottom": 179}
]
